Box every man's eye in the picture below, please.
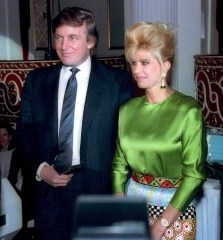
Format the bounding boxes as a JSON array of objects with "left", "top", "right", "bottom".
[
  {"left": 70, "top": 35, "right": 79, "bottom": 40},
  {"left": 55, "top": 35, "right": 62, "bottom": 40}
]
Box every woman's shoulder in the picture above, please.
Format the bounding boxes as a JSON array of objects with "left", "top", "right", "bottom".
[
  {"left": 173, "top": 91, "right": 200, "bottom": 109},
  {"left": 121, "top": 95, "right": 145, "bottom": 109}
]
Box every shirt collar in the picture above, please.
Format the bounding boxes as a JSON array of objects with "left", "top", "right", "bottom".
[
  {"left": 76, "top": 56, "right": 91, "bottom": 77},
  {"left": 62, "top": 56, "right": 91, "bottom": 77}
]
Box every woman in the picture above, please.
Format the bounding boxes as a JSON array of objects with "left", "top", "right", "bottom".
[
  {"left": 0, "top": 121, "right": 22, "bottom": 191},
  {"left": 112, "top": 22, "right": 207, "bottom": 240},
  {"left": 0, "top": 121, "right": 16, "bottom": 177}
]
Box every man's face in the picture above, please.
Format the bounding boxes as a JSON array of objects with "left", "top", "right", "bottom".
[{"left": 54, "top": 23, "right": 95, "bottom": 66}]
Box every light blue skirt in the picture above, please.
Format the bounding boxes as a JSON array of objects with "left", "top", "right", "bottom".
[{"left": 125, "top": 177, "right": 196, "bottom": 207}]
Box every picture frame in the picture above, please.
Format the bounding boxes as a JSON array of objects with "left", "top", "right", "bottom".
[
  {"left": 107, "top": 0, "right": 124, "bottom": 50},
  {"left": 33, "top": 0, "right": 48, "bottom": 50}
]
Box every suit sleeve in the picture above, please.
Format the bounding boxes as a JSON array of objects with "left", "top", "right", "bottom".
[{"left": 15, "top": 72, "right": 38, "bottom": 178}]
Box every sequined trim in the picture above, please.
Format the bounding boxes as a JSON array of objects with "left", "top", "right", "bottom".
[{"left": 132, "top": 172, "right": 182, "bottom": 188}]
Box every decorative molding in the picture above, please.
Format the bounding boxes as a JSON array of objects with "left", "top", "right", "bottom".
[
  {"left": 0, "top": 57, "right": 127, "bottom": 126},
  {"left": 33, "top": 0, "right": 48, "bottom": 49},
  {"left": 194, "top": 55, "right": 223, "bottom": 130},
  {"left": 0, "top": 60, "right": 59, "bottom": 126}
]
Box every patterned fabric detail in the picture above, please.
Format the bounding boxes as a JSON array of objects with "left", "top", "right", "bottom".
[
  {"left": 132, "top": 172, "right": 182, "bottom": 188},
  {"left": 126, "top": 177, "right": 197, "bottom": 239},
  {"left": 0, "top": 58, "right": 125, "bottom": 126},
  {"left": 149, "top": 215, "right": 196, "bottom": 240},
  {"left": 195, "top": 55, "right": 223, "bottom": 130},
  {"left": 126, "top": 178, "right": 177, "bottom": 207},
  {"left": 148, "top": 205, "right": 196, "bottom": 220}
]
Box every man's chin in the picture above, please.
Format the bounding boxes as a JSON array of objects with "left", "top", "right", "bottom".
[{"left": 61, "top": 60, "right": 76, "bottom": 67}]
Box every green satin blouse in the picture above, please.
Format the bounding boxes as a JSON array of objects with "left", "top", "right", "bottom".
[{"left": 112, "top": 91, "right": 208, "bottom": 212}]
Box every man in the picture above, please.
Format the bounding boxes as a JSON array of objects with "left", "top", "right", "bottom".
[{"left": 16, "top": 7, "right": 133, "bottom": 240}]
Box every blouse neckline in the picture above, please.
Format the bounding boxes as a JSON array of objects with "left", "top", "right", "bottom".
[{"left": 144, "top": 91, "right": 177, "bottom": 106}]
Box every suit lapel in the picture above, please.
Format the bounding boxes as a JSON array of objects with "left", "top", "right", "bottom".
[
  {"left": 40, "top": 61, "right": 106, "bottom": 144},
  {"left": 42, "top": 64, "right": 62, "bottom": 145},
  {"left": 81, "top": 63, "right": 106, "bottom": 137}
]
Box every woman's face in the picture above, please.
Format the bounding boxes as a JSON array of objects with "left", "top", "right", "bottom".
[
  {"left": 130, "top": 49, "right": 169, "bottom": 90},
  {"left": 0, "top": 128, "right": 11, "bottom": 149}
]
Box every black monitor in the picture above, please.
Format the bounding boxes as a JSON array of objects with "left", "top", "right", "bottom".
[{"left": 72, "top": 195, "right": 151, "bottom": 240}]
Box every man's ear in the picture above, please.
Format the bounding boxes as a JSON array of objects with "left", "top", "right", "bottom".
[{"left": 87, "top": 37, "right": 96, "bottom": 50}]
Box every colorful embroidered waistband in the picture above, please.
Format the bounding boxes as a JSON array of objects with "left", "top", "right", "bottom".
[{"left": 132, "top": 172, "right": 182, "bottom": 188}]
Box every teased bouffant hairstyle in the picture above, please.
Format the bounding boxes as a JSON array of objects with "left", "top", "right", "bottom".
[
  {"left": 125, "top": 22, "right": 176, "bottom": 66},
  {"left": 52, "top": 7, "right": 99, "bottom": 55}
]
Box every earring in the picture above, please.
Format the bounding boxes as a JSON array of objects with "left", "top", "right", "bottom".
[{"left": 160, "top": 73, "right": 166, "bottom": 89}]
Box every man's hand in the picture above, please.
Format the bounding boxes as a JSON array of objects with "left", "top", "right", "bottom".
[{"left": 40, "top": 165, "right": 73, "bottom": 187}]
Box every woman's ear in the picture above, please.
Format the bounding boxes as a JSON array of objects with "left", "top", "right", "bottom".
[{"left": 163, "top": 61, "right": 171, "bottom": 72}]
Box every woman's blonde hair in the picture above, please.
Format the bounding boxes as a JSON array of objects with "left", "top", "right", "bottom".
[{"left": 125, "top": 22, "right": 176, "bottom": 66}]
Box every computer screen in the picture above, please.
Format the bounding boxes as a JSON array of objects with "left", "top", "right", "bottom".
[{"left": 72, "top": 195, "right": 151, "bottom": 240}]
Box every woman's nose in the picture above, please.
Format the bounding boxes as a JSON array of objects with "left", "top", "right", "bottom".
[{"left": 132, "top": 63, "right": 141, "bottom": 74}]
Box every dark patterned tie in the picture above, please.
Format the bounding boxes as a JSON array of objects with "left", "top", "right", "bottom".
[{"left": 54, "top": 67, "right": 79, "bottom": 175}]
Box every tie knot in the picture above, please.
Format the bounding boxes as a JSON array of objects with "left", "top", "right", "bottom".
[{"left": 71, "top": 67, "right": 79, "bottom": 75}]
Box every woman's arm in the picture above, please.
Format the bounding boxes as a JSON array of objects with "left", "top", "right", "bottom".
[
  {"left": 151, "top": 204, "right": 181, "bottom": 240},
  {"left": 111, "top": 110, "right": 130, "bottom": 194}
]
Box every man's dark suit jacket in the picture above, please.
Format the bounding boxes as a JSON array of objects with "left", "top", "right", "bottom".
[{"left": 16, "top": 57, "right": 133, "bottom": 231}]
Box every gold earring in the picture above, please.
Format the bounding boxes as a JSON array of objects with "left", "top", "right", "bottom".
[{"left": 160, "top": 73, "right": 166, "bottom": 89}]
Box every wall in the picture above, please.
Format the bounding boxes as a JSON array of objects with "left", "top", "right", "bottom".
[
  {"left": 50, "top": 0, "right": 125, "bottom": 58},
  {"left": 0, "top": 0, "right": 23, "bottom": 60},
  {"left": 201, "top": 0, "right": 218, "bottom": 54},
  {"left": 0, "top": 0, "right": 219, "bottom": 90},
  {"left": 26, "top": 0, "right": 125, "bottom": 59},
  {"left": 31, "top": 0, "right": 218, "bottom": 59},
  {"left": 176, "top": 0, "right": 201, "bottom": 96},
  {"left": 124, "top": 0, "right": 218, "bottom": 97}
]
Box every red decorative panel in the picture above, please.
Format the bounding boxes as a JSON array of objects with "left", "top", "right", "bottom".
[
  {"left": 0, "top": 58, "right": 127, "bottom": 127},
  {"left": 194, "top": 55, "right": 223, "bottom": 130},
  {"left": 0, "top": 60, "right": 59, "bottom": 127}
]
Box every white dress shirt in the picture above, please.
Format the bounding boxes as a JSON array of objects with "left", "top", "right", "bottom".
[
  {"left": 58, "top": 57, "right": 91, "bottom": 166},
  {"left": 36, "top": 56, "right": 91, "bottom": 179}
]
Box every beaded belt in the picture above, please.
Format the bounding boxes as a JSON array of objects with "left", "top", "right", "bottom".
[{"left": 132, "top": 172, "right": 182, "bottom": 188}]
